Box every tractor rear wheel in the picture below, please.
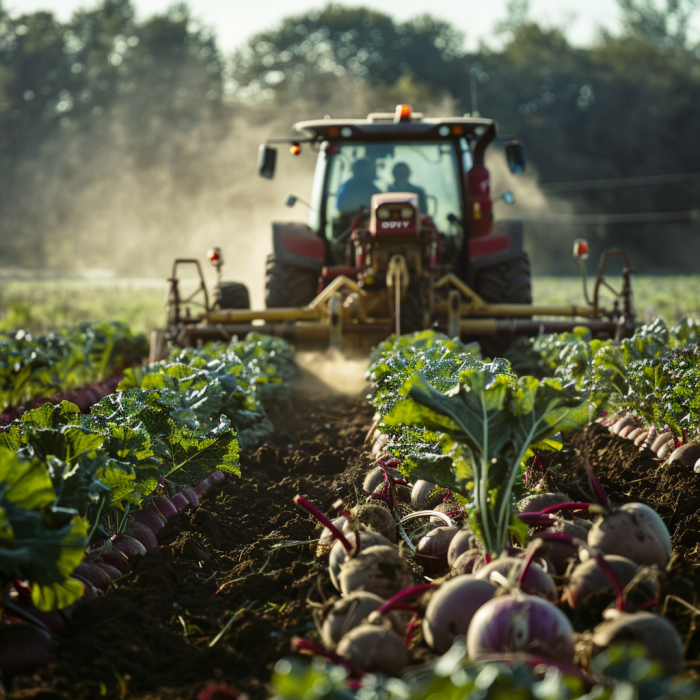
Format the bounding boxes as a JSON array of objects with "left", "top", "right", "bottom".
[
  {"left": 265, "top": 254, "right": 319, "bottom": 308},
  {"left": 399, "top": 278, "right": 430, "bottom": 335},
  {"left": 473, "top": 253, "right": 532, "bottom": 357},
  {"left": 214, "top": 282, "right": 250, "bottom": 310}
]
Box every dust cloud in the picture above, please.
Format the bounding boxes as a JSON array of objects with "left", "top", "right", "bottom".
[{"left": 295, "top": 349, "right": 370, "bottom": 397}]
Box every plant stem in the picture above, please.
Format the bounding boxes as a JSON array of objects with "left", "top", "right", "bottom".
[
  {"left": 294, "top": 495, "right": 353, "bottom": 554},
  {"left": 86, "top": 494, "right": 107, "bottom": 550},
  {"left": 376, "top": 583, "right": 436, "bottom": 616}
]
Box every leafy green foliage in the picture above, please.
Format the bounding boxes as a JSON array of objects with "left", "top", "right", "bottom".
[
  {"left": 272, "top": 640, "right": 699, "bottom": 699},
  {"left": 0, "top": 321, "right": 148, "bottom": 409},
  {"left": 0, "top": 447, "right": 87, "bottom": 611}
]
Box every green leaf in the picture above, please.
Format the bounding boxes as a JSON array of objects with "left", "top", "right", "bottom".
[{"left": 31, "top": 577, "right": 85, "bottom": 612}]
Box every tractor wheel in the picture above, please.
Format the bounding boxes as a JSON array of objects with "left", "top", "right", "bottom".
[
  {"left": 474, "top": 253, "right": 532, "bottom": 357},
  {"left": 265, "top": 254, "right": 319, "bottom": 308},
  {"left": 213, "top": 282, "right": 250, "bottom": 310},
  {"left": 399, "top": 278, "right": 430, "bottom": 335}
]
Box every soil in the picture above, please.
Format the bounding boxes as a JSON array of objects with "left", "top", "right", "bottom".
[
  {"left": 8, "top": 387, "right": 374, "bottom": 700},
  {"left": 7, "top": 401, "right": 700, "bottom": 698}
]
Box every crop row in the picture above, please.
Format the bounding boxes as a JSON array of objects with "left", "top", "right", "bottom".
[
  {"left": 0, "top": 332, "right": 298, "bottom": 679},
  {"left": 273, "top": 324, "right": 700, "bottom": 699}
]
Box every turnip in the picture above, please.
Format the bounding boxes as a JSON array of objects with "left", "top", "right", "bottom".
[
  {"left": 657, "top": 440, "right": 675, "bottom": 460},
  {"left": 345, "top": 504, "right": 396, "bottom": 543},
  {"left": 74, "top": 561, "right": 111, "bottom": 591},
  {"left": 193, "top": 476, "right": 212, "bottom": 495},
  {"left": 610, "top": 415, "right": 636, "bottom": 435},
  {"left": 339, "top": 545, "right": 414, "bottom": 599},
  {"left": 94, "top": 546, "right": 130, "bottom": 574},
  {"left": 321, "top": 591, "right": 403, "bottom": 649},
  {"left": 592, "top": 611, "right": 684, "bottom": 677},
  {"left": 124, "top": 523, "right": 158, "bottom": 551},
  {"left": 152, "top": 495, "right": 177, "bottom": 519},
  {"left": 651, "top": 431, "right": 674, "bottom": 454},
  {"left": 476, "top": 557, "right": 558, "bottom": 602},
  {"left": 467, "top": 594, "right": 575, "bottom": 664},
  {"left": 208, "top": 470, "right": 226, "bottom": 484},
  {"left": 94, "top": 562, "right": 123, "bottom": 580},
  {"left": 0, "top": 623, "right": 55, "bottom": 677},
  {"left": 422, "top": 576, "right": 496, "bottom": 653},
  {"left": 587, "top": 502, "right": 672, "bottom": 568},
  {"left": 363, "top": 466, "right": 403, "bottom": 495},
  {"left": 626, "top": 427, "right": 644, "bottom": 441},
  {"left": 111, "top": 534, "right": 147, "bottom": 560},
  {"left": 634, "top": 429, "right": 651, "bottom": 447},
  {"left": 447, "top": 527, "right": 477, "bottom": 568},
  {"left": 668, "top": 442, "right": 700, "bottom": 467},
  {"left": 129, "top": 509, "right": 165, "bottom": 535},
  {"left": 316, "top": 516, "right": 348, "bottom": 556},
  {"left": 536, "top": 519, "right": 589, "bottom": 575},
  {"left": 179, "top": 487, "right": 200, "bottom": 507},
  {"left": 429, "top": 500, "right": 461, "bottom": 524},
  {"left": 517, "top": 492, "right": 572, "bottom": 513},
  {"left": 564, "top": 555, "right": 654, "bottom": 610},
  {"left": 451, "top": 549, "right": 487, "bottom": 576},
  {"left": 170, "top": 492, "right": 190, "bottom": 511},
  {"left": 414, "top": 526, "right": 459, "bottom": 577},
  {"left": 335, "top": 623, "right": 408, "bottom": 675}
]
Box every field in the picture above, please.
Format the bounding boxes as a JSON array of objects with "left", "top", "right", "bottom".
[
  {"left": 3, "top": 274, "right": 700, "bottom": 336},
  {"left": 3, "top": 275, "right": 700, "bottom": 699}
]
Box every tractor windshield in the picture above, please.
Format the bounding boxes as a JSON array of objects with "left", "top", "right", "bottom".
[{"left": 321, "top": 142, "right": 462, "bottom": 244}]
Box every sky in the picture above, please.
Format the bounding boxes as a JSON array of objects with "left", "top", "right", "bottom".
[{"left": 9, "top": 0, "right": 629, "bottom": 52}]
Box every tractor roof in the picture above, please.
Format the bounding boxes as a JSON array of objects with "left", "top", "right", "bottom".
[{"left": 293, "top": 109, "right": 496, "bottom": 144}]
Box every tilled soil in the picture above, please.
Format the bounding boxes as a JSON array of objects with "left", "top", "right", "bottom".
[
  {"left": 8, "top": 406, "right": 700, "bottom": 698},
  {"left": 8, "top": 391, "right": 374, "bottom": 700}
]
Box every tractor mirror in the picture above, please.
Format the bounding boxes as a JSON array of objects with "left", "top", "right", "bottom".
[
  {"left": 258, "top": 145, "right": 277, "bottom": 179},
  {"left": 285, "top": 194, "right": 297, "bottom": 207},
  {"left": 505, "top": 141, "right": 525, "bottom": 174},
  {"left": 502, "top": 191, "right": 515, "bottom": 205}
]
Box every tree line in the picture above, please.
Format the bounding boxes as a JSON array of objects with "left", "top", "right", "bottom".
[{"left": 1, "top": 0, "right": 699, "bottom": 274}]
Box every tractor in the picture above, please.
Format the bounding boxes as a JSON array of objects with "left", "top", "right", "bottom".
[{"left": 153, "top": 104, "right": 634, "bottom": 360}]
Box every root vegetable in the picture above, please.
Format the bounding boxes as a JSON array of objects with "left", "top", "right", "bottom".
[
  {"left": 170, "top": 492, "right": 190, "bottom": 511},
  {"left": 592, "top": 611, "right": 684, "bottom": 676},
  {"left": 476, "top": 557, "right": 558, "bottom": 602},
  {"left": 124, "top": 523, "right": 158, "bottom": 551},
  {"left": 618, "top": 425, "right": 635, "bottom": 438},
  {"left": 329, "top": 530, "right": 392, "bottom": 590},
  {"left": 0, "top": 623, "right": 55, "bottom": 677},
  {"left": 414, "top": 526, "right": 459, "bottom": 577},
  {"left": 208, "top": 470, "right": 225, "bottom": 484},
  {"left": 95, "top": 546, "right": 130, "bottom": 574},
  {"left": 447, "top": 528, "right": 477, "bottom": 568},
  {"left": 668, "top": 442, "right": 700, "bottom": 467},
  {"left": 651, "top": 432, "right": 674, "bottom": 453},
  {"left": 363, "top": 466, "right": 403, "bottom": 494},
  {"left": 345, "top": 504, "right": 396, "bottom": 543},
  {"left": 339, "top": 545, "right": 414, "bottom": 599},
  {"left": 588, "top": 502, "right": 672, "bottom": 568},
  {"left": 517, "top": 492, "right": 571, "bottom": 513},
  {"left": 627, "top": 427, "right": 644, "bottom": 440},
  {"left": 467, "top": 594, "right": 575, "bottom": 664},
  {"left": 321, "top": 592, "right": 402, "bottom": 649},
  {"left": 451, "top": 549, "right": 487, "bottom": 576},
  {"left": 335, "top": 624, "right": 408, "bottom": 675},
  {"left": 657, "top": 440, "right": 675, "bottom": 459},
  {"left": 94, "top": 562, "right": 122, "bottom": 580},
  {"left": 410, "top": 480, "right": 436, "bottom": 509},
  {"left": 129, "top": 509, "right": 165, "bottom": 535},
  {"left": 317, "top": 516, "right": 348, "bottom": 556},
  {"left": 634, "top": 429, "right": 650, "bottom": 447},
  {"left": 610, "top": 416, "right": 636, "bottom": 435},
  {"left": 564, "top": 555, "right": 654, "bottom": 610},
  {"left": 152, "top": 496, "right": 177, "bottom": 519},
  {"left": 179, "top": 488, "right": 200, "bottom": 507},
  {"left": 74, "top": 561, "right": 111, "bottom": 591},
  {"left": 112, "top": 534, "right": 147, "bottom": 560},
  {"left": 422, "top": 576, "right": 496, "bottom": 653},
  {"left": 537, "top": 520, "right": 589, "bottom": 575}
]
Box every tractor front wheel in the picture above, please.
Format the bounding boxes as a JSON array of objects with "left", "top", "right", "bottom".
[{"left": 265, "top": 254, "right": 319, "bottom": 308}]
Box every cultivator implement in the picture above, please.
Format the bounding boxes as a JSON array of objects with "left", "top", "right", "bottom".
[{"left": 151, "top": 245, "right": 635, "bottom": 360}]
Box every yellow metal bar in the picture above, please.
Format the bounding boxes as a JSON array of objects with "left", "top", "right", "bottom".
[
  {"left": 434, "top": 301, "right": 599, "bottom": 318},
  {"left": 459, "top": 319, "right": 499, "bottom": 334}
]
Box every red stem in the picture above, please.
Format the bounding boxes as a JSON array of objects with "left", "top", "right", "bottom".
[
  {"left": 294, "top": 495, "right": 354, "bottom": 554},
  {"left": 404, "top": 612, "right": 421, "bottom": 647},
  {"left": 517, "top": 513, "right": 555, "bottom": 526},
  {"left": 583, "top": 456, "right": 611, "bottom": 509},
  {"left": 517, "top": 541, "right": 540, "bottom": 587},
  {"left": 540, "top": 502, "right": 591, "bottom": 515},
  {"left": 376, "top": 583, "right": 436, "bottom": 616}
]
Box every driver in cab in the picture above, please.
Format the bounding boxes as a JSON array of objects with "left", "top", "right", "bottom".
[
  {"left": 336, "top": 158, "right": 381, "bottom": 214},
  {"left": 388, "top": 162, "right": 427, "bottom": 213}
]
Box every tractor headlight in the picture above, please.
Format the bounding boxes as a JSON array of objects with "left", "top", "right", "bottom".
[
  {"left": 377, "top": 207, "right": 390, "bottom": 220},
  {"left": 400, "top": 206, "right": 413, "bottom": 219}
]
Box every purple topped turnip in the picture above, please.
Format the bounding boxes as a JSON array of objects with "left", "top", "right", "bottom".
[
  {"left": 111, "top": 534, "right": 147, "bottom": 560},
  {"left": 476, "top": 557, "right": 558, "bottom": 602},
  {"left": 414, "top": 526, "right": 459, "bottom": 577},
  {"left": 667, "top": 442, "right": 700, "bottom": 467},
  {"left": 151, "top": 495, "right": 177, "bottom": 519},
  {"left": 447, "top": 527, "right": 478, "bottom": 568},
  {"left": 129, "top": 509, "right": 165, "bottom": 535},
  {"left": 467, "top": 594, "right": 575, "bottom": 664},
  {"left": 124, "top": 523, "right": 158, "bottom": 551},
  {"left": 363, "top": 466, "right": 403, "bottom": 495},
  {"left": 344, "top": 504, "right": 396, "bottom": 543},
  {"left": 179, "top": 488, "right": 200, "bottom": 508},
  {"left": 422, "top": 575, "right": 496, "bottom": 653},
  {"left": 517, "top": 492, "right": 572, "bottom": 513},
  {"left": 592, "top": 611, "right": 684, "bottom": 677},
  {"left": 587, "top": 502, "right": 672, "bottom": 568}
]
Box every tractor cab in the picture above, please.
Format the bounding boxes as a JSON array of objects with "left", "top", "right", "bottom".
[{"left": 259, "top": 105, "right": 528, "bottom": 313}]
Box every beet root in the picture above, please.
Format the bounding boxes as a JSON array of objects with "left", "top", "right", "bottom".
[
  {"left": 179, "top": 487, "right": 200, "bottom": 507},
  {"left": 328, "top": 530, "right": 392, "bottom": 590},
  {"left": 74, "top": 561, "right": 111, "bottom": 591},
  {"left": 316, "top": 516, "right": 348, "bottom": 557},
  {"left": 151, "top": 496, "right": 177, "bottom": 519},
  {"left": 129, "top": 509, "right": 165, "bottom": 535},
  {"left": 321, "top": 591, "right": 402, "bottom": 649},
  {"left": 476, "top": 557, "right": 558, "bottom": 602},
  {"left": 346, "top": 504, "right": 396, "bottom": 543},
  {"left": 587, "top": 502, "right": 672, "bottom": 568},
  {"left": 537, "top": 519, "right": 589, "bottom": 575},
  {"left": 422, "top": 575, "right": 496, "bottom": 654},
  {"left": 517, "top": 492, "right": 572, "bottom": 513},
  {"left": 467, "top": 594, "right": 575, "bottom": 664},
  {"left": 592, "top": 611, "right": 684, "bottom": 677},
  {"left": 363, "top": 466, "right": 403, "bottom": 495},
  {"left": 668, "top": 442, "right": 700, "bottom": 467},
  {"left": 335, "top": 624, "right": 409, "bottom": 675},
  {"left": 447, "top": 528, "right": 478, "bottom": 568},
  {"left": 0, "top": 623, "right": 56, "bottom": 677},
  {"left": 339, "top": 545, "right": 414, "bottom": 599},
  {"left": 124, "top": 523, "right": 158, "bottom": 551},
  {"left": 415, "top": 526, "right": 460, "bottom": 577},
  {"left": 112, "top": 534, "right": 147, "bottom": 560}
]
